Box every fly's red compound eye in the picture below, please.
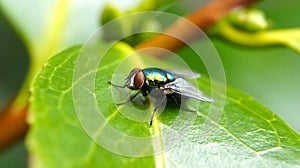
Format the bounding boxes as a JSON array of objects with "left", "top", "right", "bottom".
[{"left": 134, "top": 71, "right": 145, "bottom": 89}]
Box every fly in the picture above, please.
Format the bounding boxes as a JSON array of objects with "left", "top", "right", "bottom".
[{"left": 108, "top": 67, "right": 214, "bottom": 126}]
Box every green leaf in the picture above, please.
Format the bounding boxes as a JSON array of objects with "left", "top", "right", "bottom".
[
  {"left": 101, "top": 4, "right": 123, "bottom": 26},
  {"left": 227, "top": 8, "right": 269, "bottom": 32},
  {"left": 27, "top": 44, "right": 155, "bottom": 168},
  {"left": 27, "top": 44, "right": 300, "bottom": 167},
  {"left": 99, "top": 0, "right": 176, "bottom": 46}
]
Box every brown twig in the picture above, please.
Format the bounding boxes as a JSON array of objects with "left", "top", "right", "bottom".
[
  {"left": 135, "top": 0, "right": 256, "bottom": 57},
  {"left": 0, "top": 0, "right": 256, "bottom": 151},
  {"left": 0, "top": 102, "right": 29, "bottom": 151}
]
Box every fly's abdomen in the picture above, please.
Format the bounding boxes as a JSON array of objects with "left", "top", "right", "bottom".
[{"left": 142, "top": 68, "right": 175, "bottom": 87}]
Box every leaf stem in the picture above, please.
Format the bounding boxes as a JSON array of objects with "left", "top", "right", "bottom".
[
  {"left": 12, "top": 0, "right": 70, "bottom": 109},
  {"left": 211, "top": 20, "right": 300, "bottom": 54},
  {"left": 0, "top": 102, "right": 29, "bottom": 151}
]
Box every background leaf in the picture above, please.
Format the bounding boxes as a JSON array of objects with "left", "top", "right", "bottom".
[
  {"left": 0, "top": 0, "right": 107, "bottom": 107},
  {"left": 27, "top": 44, "right": 300, "bottom": 167},
  {"left": 0, "top": 0, "right": 105, "bottom": 54}
]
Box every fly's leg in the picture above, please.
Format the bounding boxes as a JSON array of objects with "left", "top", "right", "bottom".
[
  {"left": 108, "top": 81, "right": 139, "bottom": 105},
  {"left": 108, "top": 81, "right": 125, "bottom": 88},
  {"left": 116, "top": 91, "right": 140, "bottom": 105},
  {"left": 149, "top": 89, "right": 167, "bottom": 126},
  {"left": 171, "top": 95, "right": 196, "bottom": 112},
  {"left": 149, "top": 96, "right": 167, "bottom": 126}
]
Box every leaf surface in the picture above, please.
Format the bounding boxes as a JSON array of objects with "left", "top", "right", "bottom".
[{"left": 27, "top": 44, "right": 300, "bottom": 167}]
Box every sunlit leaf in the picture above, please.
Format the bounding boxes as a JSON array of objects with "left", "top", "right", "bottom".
[{"left": 27, "top": 44, "right": 300, "bottom": 167}]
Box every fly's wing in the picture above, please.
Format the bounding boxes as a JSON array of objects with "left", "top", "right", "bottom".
[
  {"left": 163, "top": 78, "right": 214, "bottom": 102},
  {"left": 167, "top": 69, "right": 201, "bottom": 79}
]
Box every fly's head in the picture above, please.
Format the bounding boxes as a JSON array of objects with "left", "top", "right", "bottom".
[{"left": 125, "top": 68, "right": 145, "bottom": 90}]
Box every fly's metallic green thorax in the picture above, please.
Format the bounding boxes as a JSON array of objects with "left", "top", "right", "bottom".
[{"left": 142, "top": 68, "right": 175, "bottom": 87}]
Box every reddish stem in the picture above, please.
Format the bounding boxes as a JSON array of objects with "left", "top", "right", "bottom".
[
  {"left": 135, "top": 0, "right": 256, "bottom": 57},
  {"left": 0, "top": 103, "right": 29, "bottom": 151}
]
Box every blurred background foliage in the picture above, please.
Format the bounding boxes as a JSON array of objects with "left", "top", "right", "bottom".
[
  {"left": 0, "top": 12, "right": 28, "bottom": 168},
  {"left": 0, "top": 0, "right": 299, "bottom": 167}
]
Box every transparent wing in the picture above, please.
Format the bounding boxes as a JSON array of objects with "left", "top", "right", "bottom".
[
  {"left": 167, "top": 69, "right": 201, "bottom": 79},
  {"left": 163, "top": 78, "right": 214, "bottom": 102}
]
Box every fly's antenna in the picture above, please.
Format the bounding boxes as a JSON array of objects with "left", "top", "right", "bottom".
[
  {"left": 108, "top": 81, "right": 126, "bottom": 88},
  {"left": 124, "top": 74, "right": 130, "bottom": 80}
]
